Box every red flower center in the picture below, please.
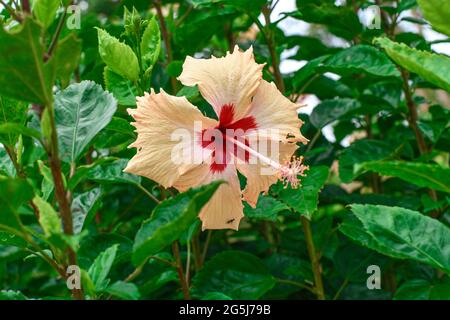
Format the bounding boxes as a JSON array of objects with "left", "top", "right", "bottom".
[{"left": 201, "top": 104, "right": 257, "bottom": 173}]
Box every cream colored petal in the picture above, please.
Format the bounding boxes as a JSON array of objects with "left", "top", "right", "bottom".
[
  {"left": 237, "top": 141, "right": 298, "bottom": 208},
  {"left": 124, "top": 89, "right": 217, "bottom": 188},
  {"left": 177, "top": 45, "right": 264, "bottom": 120},
  {"left": 246, "top": 80, "right": 308, "bottom": 144},
  {"left": 173, "top": 161, "right": 244, "bottom": 230},
  {"left": 198, "top": 164, "right": 244, "bottom": 230}
]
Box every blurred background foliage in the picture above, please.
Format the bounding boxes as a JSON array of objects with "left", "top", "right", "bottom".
[{"left": 0, "top": 0, "right": 449, "bottom": 300}]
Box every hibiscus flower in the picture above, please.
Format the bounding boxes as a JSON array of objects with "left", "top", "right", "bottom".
[{"left": 124, "top": 46, "right": 308, "bottom": 230}]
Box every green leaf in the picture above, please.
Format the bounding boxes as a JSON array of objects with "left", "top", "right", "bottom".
[
  {"left": 274, "top": 166, "right": 329, "bottom": 219},
  {"left": 244, "top": 195, "right": 288, "bottom": 221},
  {"left": 140, "top": 16, "right": 161, "bottom": 71},
  {"left": 105, "top": 281, "right": 141, "bottom": 300},
  {"left": 191, "top": 0, "right": 267, "bottom": 13},
  {"left": 395, "top": 279, "right": 450, "bottom": 300},
  {"left": 88, "top": 244, "right": 119, "bottom": 292},
  {"left": 104, "top": 67, "right": 138, "bottom": 106},
  {"left": 166, "top": 60, "right": 183, "bottom": 77},
  {"left": 0, "top": 123, "right": 42, "bottom": 143},
  {"left": 292, "top": 55, "right": 329, "bottom": 90},
  {"left": 201, "top": 292, "right": 232, "bottom": 300},
  {"left": 310, "top": 98, "right": 361, "bottom": 129},
  {"left": 132, "top": 181, "right": 223, "bottom": 265},
  {"left": 361, "top": 161, "right": 450, "bottom": 193},
  {"left": 53, "top": 33, "right": 82, "bottom": 88},
  {"left": 322, "top": 45, "right": 401, "bottom": 77},
  {"left": 192, "top": 250, "right": 275, "bottom": 300},
  {"left": 374, "top": 37, "right": 450, "bottom": 92},
  {"left": 0, "top": 145, "right": 15, "bottom": 176},
  {"left": 0, "top": 290, "right": 28, "bottom": 300},
  {"left": 97, "top": 28, "right": 140, "bottom": 82},
  {"left": 0, "top": 178, "right": 34, "bottom": 230},
  {"left": 33, "top": 0, "right": 60, "bottom": 29},
  {"left": 339, "top": 140, "right": 397, "bottom": 183},
  {"left": 55, "top": 81, "right": 117, "bottom": 163},
  {"left": 0, "top": 18, "right": 54, "bottom": 104},
  {"left": 33, "top": 196, "right": 62, "bottom": 236},
  {"left": 0, "top": 96, "right": 29, "bottom": 146},
  {"left": 72, "top": 187, "right": 102, "bottom": 234},
  {"left": 69, "top": 159, "right": 141, "bottom": 189},
  {"left": 296, "top": 2, "right": 362, "bottom": 41},
  {"left": 417, "top": 0, "right": 450, "bottom": 36},
  {"left": 349, "top": 204, "right": 450, "bottom": 274}
]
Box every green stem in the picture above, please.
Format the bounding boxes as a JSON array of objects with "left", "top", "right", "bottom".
[{"left": 301, "top": 216, "right": 325, "bottom": 300}]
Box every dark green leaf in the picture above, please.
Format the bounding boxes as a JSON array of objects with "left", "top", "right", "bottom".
[
  {"left": 244, "top": 195, "right": 288, "bottom": 221},
  {"left": 0, "top": 18, "right": 53, "bottom": 104},
  {"left": 72, "top": 187, "right": 102, "bottom": 234},
  {"left": 192, "top": 250, "right": 275, "bottom": 299},
  {"left": 105, "top": 281, "right": 141, "bottom": 300},
  {"left": 132, "top": 181, "right": 223, "bottom": 265},
  {"left": 274, "top": 166, "right": 329, "bottom": 219},
  {"left": 310, "top": 98, "right": 361, "bottom": 128},
  {"left": 322, "top": 45, "right": 401, "bottom": 77},
  {"left": 361, "top": 161, "right": 450, "bottom": 193},
  {"left": 349, "top": 204, "right": 450, "bottom": 273},
  {"left": 53, "top": 33, "right": 82, "bottom": 88},
  {"left": 395, "top": 279, "right": 450, "bottom": 300},
  {"left": 339, "top": 140, "right": 397, "bottom": 183}
]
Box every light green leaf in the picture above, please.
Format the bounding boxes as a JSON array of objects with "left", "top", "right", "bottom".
[
  {"left": 0, "top": 18, "right": 54, "bottom": 104},
  {"left": 192, "top": 250, "right": 275, "bottom": 300},
  {"left": 274, "top": 166, "right": 329, "bottom": 219},
  {"left": 323, "top": 45, "right": 400, "bottom": 77},
  {"left": 33, "top": 196, "right": 62, "bottom": 236},
  {"left": 361, "top": 161, "right": 450, "bottom": 193},
  {"left": 417, "top": 0, "right": 450, "bottom": 36},
  {"left": 140, "top": 16, "right": 161, "bottom": 71},
  {"left": 374, "top": 37, "right": 450, "bottom": 92},
  {"left": 0, "top": 96, "right": 29, "bottom": 146},
  {"left": 105, "top": 281, "right": 141, "bottom": 300},
  {"left": 55, "top": 81, "right": 117, "bottom": 163},
  {"left": 0, "top": 123, "right": 42, "bottom": 143},
  {"left": 33, "top": 0, "right": 60, "bottom": 29},
  {"left": 88, "top": 244, "right": 119, "bottom": 292},
  {"left": 310, "top": 98, "right": 362, "bottom": 129},
  {"left": 0, "top": 290, "right": 28, "bottom": 300},
  {"left": 132, "top": 181, "right": 223, "bottom": 265},
  {"left": 104, "top": 67, "right": 138, "bottom": 106},
  {"left": 97, "top": 28, "right": 140, "bottom": 82},
  {"left": 350, "top": 204, "right": 450, "bottom": 274}
]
